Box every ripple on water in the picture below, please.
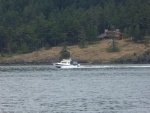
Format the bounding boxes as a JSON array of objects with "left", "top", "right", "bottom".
[{"left": 0, "top": 65, "right": 150, "bottom": 112}]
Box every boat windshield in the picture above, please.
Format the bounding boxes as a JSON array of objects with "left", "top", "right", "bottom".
[
  {"left": 61, "top": 62, "right": 67, "bottom": 64},
  {"left": 71, "top": 60, "right": 78, "bottom": 65}
]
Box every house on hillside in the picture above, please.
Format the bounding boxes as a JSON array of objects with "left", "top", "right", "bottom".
[{"left": 97, "top": 29, "right": 123, "bottom": 40}]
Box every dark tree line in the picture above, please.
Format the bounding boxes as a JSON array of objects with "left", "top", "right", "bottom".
[{"left": 0, "top": 0, "right": 150, "bottom": 54}]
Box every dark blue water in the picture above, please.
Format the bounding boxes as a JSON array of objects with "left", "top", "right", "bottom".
[{"left": 0, "top": 65, "right": 150, "bottom": 113}]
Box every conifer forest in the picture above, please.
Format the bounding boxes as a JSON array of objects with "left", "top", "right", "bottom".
[{"left": 0, "top": 0, "right": 150, "bottom": 53}]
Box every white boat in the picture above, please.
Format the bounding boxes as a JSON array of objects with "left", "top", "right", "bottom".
[{"left": 53, "top": 58, "right": 80, "bottom": 68}]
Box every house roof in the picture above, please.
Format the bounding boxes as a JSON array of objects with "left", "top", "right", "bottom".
[
  {"left": 98, "top": 33, "right": 116, "bottom": 38},
  {"left": 98, "top": 33, "right": 105, "bottom": 38},
  {"left": 97, "top": 30, "right": 122, "bottom": 39}
]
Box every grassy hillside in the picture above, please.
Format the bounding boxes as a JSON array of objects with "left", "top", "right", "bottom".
[{"left": 1, "top": 40, "right": 149, "bottom": 64}]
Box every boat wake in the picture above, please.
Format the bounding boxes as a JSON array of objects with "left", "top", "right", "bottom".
[
  {"left": 60, "top": 65, "right": 150, "bottom": 69},
  {"left": 53, "top": 59, "right": 150, "bottom": 69}
]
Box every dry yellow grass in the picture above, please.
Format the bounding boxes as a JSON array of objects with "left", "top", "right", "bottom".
[{"left": 4, "top": 40, "right": 149, "bottom": 62}]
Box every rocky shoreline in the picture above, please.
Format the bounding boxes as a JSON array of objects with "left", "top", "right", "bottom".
[
  {"left": 111, "top": 49, "right": 150, "bottom": 64},
  {"left": 0, "top": 57, "right": 57, "bottom": 65},
  {"left": 0, "top": 49, "right": 150, "bottom": 65}
]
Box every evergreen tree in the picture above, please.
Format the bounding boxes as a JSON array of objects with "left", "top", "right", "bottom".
[
  {"left": 78, "top": 28, "right": 87, "bottom": 48},
  {"left": 0, "top": 0, "right": 149, "bottom": 54},
  {"left": 133, "top": 24, "right": 143, "bottom": 42},
  {"left": 59, "top": 43, "right": 70, "bottom": 60}
]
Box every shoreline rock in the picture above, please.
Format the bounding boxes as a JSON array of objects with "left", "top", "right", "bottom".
[
  {"left": 111, "top": 49, "right": 150, "bottom": 64},
  {"left": 0, "top": 57, "right": 57, "bottom": 65},
  {"left": 0, "top": 49, "right": 150, "bottom": 65}
]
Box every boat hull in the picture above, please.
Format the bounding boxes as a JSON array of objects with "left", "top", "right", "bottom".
[
  {"left": 60, "top": 65, "right": 80, "bottom": 69},
  {"left": 53, "top": 63, "right": 71, "bottom": 68}
]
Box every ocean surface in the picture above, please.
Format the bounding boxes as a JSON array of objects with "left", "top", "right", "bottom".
[{"left": 0, "top": 64, "right": 150, "bottom": 113}]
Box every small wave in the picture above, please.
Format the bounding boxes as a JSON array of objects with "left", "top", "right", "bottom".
[{"left": 61, "top": 65, "right": 150, "bottom": 69}]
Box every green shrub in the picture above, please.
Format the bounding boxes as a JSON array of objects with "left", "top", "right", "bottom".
[
  {"left": 106, "top": 45, "right": 120, "bottom": 52},
  {"left": 107, "top": 39, "right": 120, "bottom": 52},
  {"left": 59, "top": 43, "right": 70, "bottom": 60},
  {"left": 144, "top": 36, "right": 150, "bottom": 47},
  {"left": 78, "top": 40, "right": 87, "bottom": 48},
  {"left": 44, "top": 44, "right": 51, "bottom": 50}
]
